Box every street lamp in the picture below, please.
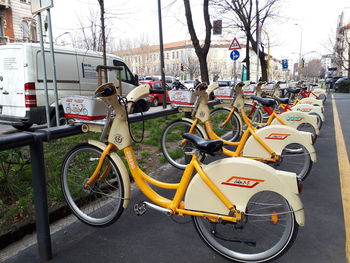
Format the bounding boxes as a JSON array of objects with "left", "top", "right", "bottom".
[
  {"left": 55, "top": 32, "right": 70, "bottom": 45},
  {"left": 294, "top": 23, "right": 303, "bottom": 80}
]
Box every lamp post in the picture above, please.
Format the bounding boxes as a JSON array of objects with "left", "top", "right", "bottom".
[
  {"left": 294, "top": 23, "right": 303, "bottom": 80},
  {"left": 55, "top": 31, "right": 70, "bottom": 45}
]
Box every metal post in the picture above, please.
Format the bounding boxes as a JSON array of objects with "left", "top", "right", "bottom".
[
  {"left": 256, "top": 0, "right": 259, "bottom": 82},
  {"left": 46, "top": 9, "right": 60, "bottom": 127},
  {"left": 30, "top": 136, "right": 52, "bottom": 260},
  {"left": 233, "top": 60, "right": 237, "bottom": 82},
  {"left": 37, "top": 13, "right": 51, "bottom": 128},
  {"left": 157, "top": 0, "right": 166, "bottom": 109}
]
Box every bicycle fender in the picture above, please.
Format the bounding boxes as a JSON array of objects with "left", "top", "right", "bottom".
[
  {"left": 88, "top": 140, "right": 131, "bottom": 209},
  {"left": 184, "top": 157, "right": 305, "bottom": 226},
  {"left": 180, "top": 118, "right": 208, "bottom": 139},
  {"left": 271, "top": 111, "right": 319, "bottom": 135},
  {"left": 242, "top": 125, "right": 317, "bottom": 162},
  {"left": 291, "top": 104, "right": 325, "bottom": 122}
]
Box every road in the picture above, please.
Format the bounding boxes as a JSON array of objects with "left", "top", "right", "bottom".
[{"left": 2, "top": 94, "right": 350, "bottom": 263}]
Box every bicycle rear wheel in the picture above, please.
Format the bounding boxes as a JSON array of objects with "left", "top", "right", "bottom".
[
  {"left": 61, "top": 143, "right": 125, "bottom": 227},
  {"left": 271, "top": 143, "right": 312, "bottom": 181},
  {"left": 193, "top": 191, "right": 298, "bottom": 262},
  {"left": 210, "top": 108, "right": 242, "bottom": 142},
  {"left": 161, "top": 119, "right": 205, "bottom": 170}
]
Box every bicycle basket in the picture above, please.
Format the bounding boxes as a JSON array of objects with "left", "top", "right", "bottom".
[
  {"left": 213, "top": 86, "right": 234, "bottom": 99},
  {"left": 168, "top": 89, "right": 197, "bottom": 107},
  {"left": 62, "top": 96, "right": 107, "bottom": 121}
]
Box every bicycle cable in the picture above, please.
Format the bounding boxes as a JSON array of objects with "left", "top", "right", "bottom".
[{"left": 118, "top": 96, "right": 145, "bottom": 143}]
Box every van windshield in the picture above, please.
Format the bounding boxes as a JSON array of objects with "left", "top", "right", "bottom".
[{"left": 113, "top": 60, "right": 135, "bottom": 84}]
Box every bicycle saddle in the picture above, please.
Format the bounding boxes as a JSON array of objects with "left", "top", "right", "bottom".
[
  {"left": 272, "top": 97, "right": 290, "bottom": 104},
  {"left": 286, "top": 88, "right": 301, "bottom": 94},
  {"left": 182, "top": 133, "right": 223, "bottom": 155},
  {"left": 251, "top": 96, "right": 276, "bottom": 108}
]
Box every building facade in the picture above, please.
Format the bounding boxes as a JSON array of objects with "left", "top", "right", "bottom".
[
  {"left": 0, "top": 0, "right": 38, "bottom": 45},
  {"left": 334, "top": 10, "right": 350, "bottom": 77},
  {"left": 114, "top": 40, "right": 283, "bottom": 82}
]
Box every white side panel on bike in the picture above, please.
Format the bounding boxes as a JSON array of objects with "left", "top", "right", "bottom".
[
  {"left": 242, "top": 125, "right": 317, "bottom": 162},
  {"left": 184, "top": 157, "right": 305, "bottom": 226},
  {"left": 298, "top": 97, "right": 324, "bottom": 108},
  {"left": 271, "top": 111, "right": 319, "bottom": 135},
  {"left": 88, "top": 140, "right": 131, "bottom": 209},
  {"left": 291, "top": 104, "right": 325, "bottom": 122},
  {"left": 180, "top": 117, "right": 209, "bottom": 139},
  {"left": 312, "top": 88, "right": 326, "bottom": 96}
]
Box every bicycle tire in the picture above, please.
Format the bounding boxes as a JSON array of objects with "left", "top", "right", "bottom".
[
  {"left": 296, "top": 123, "right": 317, "bottom": 144},
  {"left": 161, "top": 119, "right": 205, "bottom": 170},
  {"left": 270, "top": 143, "right": 313, "bottom": 181},
  {"left": 193, "top": 191, "right": 298, "bottom": 262},
  {"left": 210, "top": 108, "right": 242, "bottom": 142},
  {"left": 61, "top": 143, "right": 125, "bottom": 227}
]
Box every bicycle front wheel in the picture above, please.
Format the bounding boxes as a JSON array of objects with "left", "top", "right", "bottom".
[
  {"left": 61, "top": 143, "right": 125, "bottom": 227},
  {"left": 193, "top": 191, "right": 298, "bottom": 263},
  {"left": 210, "top": 108, "right": 242, "bottom": 142},
  {"left": 161, "top": 119, "right": 205, "bottom": 170}
]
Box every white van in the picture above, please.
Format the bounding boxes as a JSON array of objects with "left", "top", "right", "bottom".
[{"left": 0, "top": 43, "right": 145, "bottom": 129}]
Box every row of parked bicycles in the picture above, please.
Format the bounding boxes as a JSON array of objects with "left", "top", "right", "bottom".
[{"left": 60, "top": 79, "right": 327, "bottom": 262}]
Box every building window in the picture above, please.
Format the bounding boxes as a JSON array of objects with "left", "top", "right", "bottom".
[
  {"left": 30, "top": 23, "right": 37, "bottom": 42},
  {"left": 22, "top": 21, "right": 30, "bottom": 42},
  {"left": 176, "top": 51, "right": 179, "bottom": 59},
  {"left": 172, "top": 51, "right": 175, "bottom": 59}
]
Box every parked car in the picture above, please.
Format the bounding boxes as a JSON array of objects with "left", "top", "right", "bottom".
[
  {"left": 139, "top": 80, "right": 171, "bottom": 106},
  {"left": 217, "top": 80, "right": 232, "bottom": 87},
  {"left": 141, "top": 75, "right": 175, "bottom": 84},
  {"left": 184, "top": 80, "right": 195, "bottom": 89}
]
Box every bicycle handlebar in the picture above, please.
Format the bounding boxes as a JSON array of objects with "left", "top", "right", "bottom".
[{"left": 95, "top": 85, "right": 115, "bottom": 97}]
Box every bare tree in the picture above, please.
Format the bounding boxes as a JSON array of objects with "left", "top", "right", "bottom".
[
  {"left": 211, "top": 0, "right": 282, "bottom": 81},
  {"left": 334, "top": 32, "right": 350, "bottom": 77},
  {"left": 183, "top": 0, "right": 212, "bottom": 83},
  {"left": 186, "top": 55, "right": 200, "bottom": 80},
  {"left": 304, "top": 59, "right": 323, "bottom": 81}
]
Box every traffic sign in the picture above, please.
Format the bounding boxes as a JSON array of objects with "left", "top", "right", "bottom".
[
  {"left": 282, "top": 59, "right": 288, "bottom": 70},
  {"left": 228, "top": 37, "right": 241, "bottom": 50},
  {"left": 230, "top": 50, "right": 240, "bottom": 61}
]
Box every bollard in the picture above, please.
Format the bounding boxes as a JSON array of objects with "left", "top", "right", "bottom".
[{"left": 30, "top": 135, "right": 52, "bottom": 261}]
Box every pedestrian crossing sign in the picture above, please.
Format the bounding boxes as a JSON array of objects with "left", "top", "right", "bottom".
[{"left": 228, "top": 37, "right": 241, "bottom": 50}]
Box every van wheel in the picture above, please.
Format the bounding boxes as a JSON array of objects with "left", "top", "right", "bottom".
[
  {"left": 12, "top": 123, "right": 33, "bottom": 131},
  {"left": 50, "top": 109, "right": 68, "bottom": 127}
]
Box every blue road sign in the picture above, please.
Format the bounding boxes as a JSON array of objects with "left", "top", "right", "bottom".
[
  {"left": 282, "top": 59, "right": 288, "bottom": 70},
  {"left": 230, "top": 50, "right": 240, "bottom": 61}
]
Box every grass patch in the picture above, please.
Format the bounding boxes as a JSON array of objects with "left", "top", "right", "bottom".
[{"left": 0, "top": 113, "right": 183, "bottom": 236}]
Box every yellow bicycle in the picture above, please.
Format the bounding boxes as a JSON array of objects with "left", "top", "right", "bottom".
[{"left": 61, "top": 82, "right": 304, "bottom": 262}]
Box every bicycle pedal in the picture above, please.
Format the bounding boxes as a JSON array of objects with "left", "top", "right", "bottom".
[{"left": 134, "top": 201, "right": 147, "bottom": 216}]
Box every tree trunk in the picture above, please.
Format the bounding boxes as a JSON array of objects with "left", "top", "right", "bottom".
[
  {"left": 183, "top": 0, "right": 211, "bottom": 84},
  {"left": 197, "top": 52, "right": 209, "bottom": 83},
  {"left": 249, "top": 36, "right": 268, "bottom": 81}
]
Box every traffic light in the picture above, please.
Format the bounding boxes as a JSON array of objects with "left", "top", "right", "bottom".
[
  {"left": 180, "top": 63, "right": 184, "bottom": 71},
  {"left": 213, "top": 20, "right": 222, "bottom": 35}
]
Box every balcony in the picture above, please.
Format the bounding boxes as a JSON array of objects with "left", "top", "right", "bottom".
[{"left": 0, "top": 0, "right": 11, "bottom": 8}]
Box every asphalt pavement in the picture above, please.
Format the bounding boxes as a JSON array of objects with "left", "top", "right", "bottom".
[{"left": 2, "top": 93, "right": 350, "bottom": 263}]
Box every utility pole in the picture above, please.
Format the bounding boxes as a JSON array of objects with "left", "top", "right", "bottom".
[
  {"left": 157, "top": 0, "right": 166, "bottom": 109},
  {"left": 98, "top": 0, "right": 108, "bottom": 83}
]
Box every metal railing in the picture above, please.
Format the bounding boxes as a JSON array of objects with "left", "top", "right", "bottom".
[{"left": 0, "top": 107, "right": 179, "bottom": 261}]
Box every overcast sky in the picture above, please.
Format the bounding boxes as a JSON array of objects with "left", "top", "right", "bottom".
[{"left": 50, "top": 0, "right": 350, "bottom": 63}]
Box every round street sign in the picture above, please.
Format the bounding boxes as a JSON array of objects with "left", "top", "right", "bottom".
[{"left": 230, "top": 50, "right": 240, "bottom": 61}]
